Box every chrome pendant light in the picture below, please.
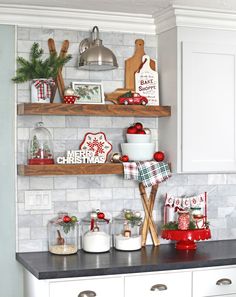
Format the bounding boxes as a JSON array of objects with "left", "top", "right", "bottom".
[{"left": 78, "top": 26, "right": 118, "bottom": 71}]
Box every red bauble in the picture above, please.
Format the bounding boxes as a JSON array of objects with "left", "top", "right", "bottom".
[
  {"left": 127, "top": 126, "right": 137, "bottom": 134},
  {"left": 137, "top": 129, "right": 146, "bottom": 134},
  {"left": 97, "top": 212, "right": 105, "bottom": 219},
  {"left": 63, "top": 215, "right": 71, "bottom": 223},
  {"left": 154, "top": 151, "right": 165, "bottom": 162},
  {"left": 120, "top": 155, "right": 129, "bottom": 162},
  {"left": 134, "top": 122, "right": 143, "bottom": 131}
]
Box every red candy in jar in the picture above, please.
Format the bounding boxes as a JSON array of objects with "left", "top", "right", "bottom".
[{"left": 178, "top": 211, "right": 190, "bottom": 230}]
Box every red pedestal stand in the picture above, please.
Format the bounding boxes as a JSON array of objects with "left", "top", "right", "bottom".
[{"left": 161, "top": 229, "right": 211, "bottom": 250}]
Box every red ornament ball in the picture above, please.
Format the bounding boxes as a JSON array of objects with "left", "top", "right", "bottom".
[
  {"left": 137, "top": 129, "right": 146, "bottom": 134},
  {"left": 154, "top": 151, "right": 165, "bottom": 162},
  {"left": 63, "top": 215, "right": 71, "bottom": 223},
  {"left": 127, "top": 126, "right": 137, "bottom": 134},
  {"left": 120, "top": 155, "right": 129, "bottom": 162},
  {"left": 134, "top": 122, "right": 143, "bottom": 131},
  {"left": 97, "top": 212, "right": 105, "bottom": 219}
]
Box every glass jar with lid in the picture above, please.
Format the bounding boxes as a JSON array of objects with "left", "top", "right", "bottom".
[
  {"left": 28, "top": 122, "right": 54, "bottom": 165},
  {"left": 191, "top": 207, "right": 205, "bottom": 229},
  {"left": 178, "top": 210, "right": 190, "bottom": 230},
  {"left": 113, "top": 210, "right": 142, "bottom": 251},
  {"left": 81, "top": 211, "right": 111, "bottom": 253},
  {"left": 48, "top": 213, "right": 79, "bottom": 255}
]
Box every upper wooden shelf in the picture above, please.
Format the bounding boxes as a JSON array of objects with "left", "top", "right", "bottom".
[
  {"left": 17, "top": 103, "right": 171, "bottom": 117},
  {"left": 17, "top": 163, "right": 124, "bottom": 176}
]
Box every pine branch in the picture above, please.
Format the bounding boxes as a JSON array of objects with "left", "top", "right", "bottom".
[{"left": 12, "top": 43, "right": 72, "bottom": 83}]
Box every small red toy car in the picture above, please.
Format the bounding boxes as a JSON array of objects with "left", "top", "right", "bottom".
[{"left": 118, "top": 92, "right": 148, "bottom": 105}]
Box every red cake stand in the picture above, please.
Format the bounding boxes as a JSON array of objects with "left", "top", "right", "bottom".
[{"left": 161, "top": 229, "right": 211, "bottom": 250}]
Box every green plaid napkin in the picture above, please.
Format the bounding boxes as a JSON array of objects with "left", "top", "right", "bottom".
[{"left": 137, "top": 161, "right": 171, "bottom": 187}]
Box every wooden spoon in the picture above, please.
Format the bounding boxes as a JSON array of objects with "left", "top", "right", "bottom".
[{"left": 57, "top": 230, "right": 65, "bottom": 245}]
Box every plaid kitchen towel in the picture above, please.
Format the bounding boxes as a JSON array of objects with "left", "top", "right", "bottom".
[
  {"left": 123, "top": 162, "right": 140, "bottom": 180},
  {"left": 123, "top": 161, "right": 171, "bottom": 187},
  {"left": 137, "top": 161, "right": 171, "bottom": 187}
]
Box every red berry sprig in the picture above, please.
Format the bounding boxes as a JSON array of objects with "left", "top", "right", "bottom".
[{"left": 97, "top": 211, "right": 110, "bottom": 223}]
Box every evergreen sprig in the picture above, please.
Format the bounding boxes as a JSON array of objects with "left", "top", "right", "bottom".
[
  {"left": 59, "top": 221, "right": 76, "bottom": 234},
  {"left": 12, "top": 42, "right": 72, "bottom": 83},
  {"left": 162, "top": 221, "right": 196, "bottom": 230}
]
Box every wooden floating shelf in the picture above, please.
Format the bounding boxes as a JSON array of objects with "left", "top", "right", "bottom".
[
  {"left": 17, "top": 163, "right": 124, "bottom": 176},
  {"left": 17, "top": 103, "right": 171, "bottom": 117}
]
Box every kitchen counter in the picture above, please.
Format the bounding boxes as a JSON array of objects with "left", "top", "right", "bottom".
[{"left": 16, "top": 240, "right": 236, "bottom": 280}]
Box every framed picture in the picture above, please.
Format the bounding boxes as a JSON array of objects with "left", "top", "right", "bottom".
[{"left": 72, "top": 81, "right": 105, "bottom": 104}]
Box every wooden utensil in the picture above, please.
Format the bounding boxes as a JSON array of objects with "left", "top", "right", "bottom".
[
  {"left": 141, "top": 184, "right": 158, "bottom": 246},
  {"left": 48, "top": 39, "right": 69, "bottom": 102},
  {"left": 56, "top": 230, "right": 65, "bottom": 245},
  {"left": 139, "top": 183, "right": 160, "bottom": 246},
  {"left": 125, "top": 39, "right": 156, "bottom": 91}
]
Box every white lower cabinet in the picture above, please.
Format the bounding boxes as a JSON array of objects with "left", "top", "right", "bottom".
[
  {"left": 24, "top": 265, "right": 236, "bottom": 297},
  {"left": 49, "top": 276, "right": 123, "bottom": 297},
  {"left": 193, "top": 266, "right": 236, "bottom": 297},
  {"left": 125, "top": 270, "right": 191, "bottom": 297}
]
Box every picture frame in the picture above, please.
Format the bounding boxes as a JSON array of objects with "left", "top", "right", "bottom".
[{"left": 72, "top": 81, "right": 105, "bottom": 104}]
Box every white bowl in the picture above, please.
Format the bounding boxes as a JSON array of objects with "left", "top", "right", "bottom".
[
  {"left": 121, "top": 143, "right": 155, "bottom": 161},
  {"left": 126, "top": 133, "right": 151, "bottom": 143}
]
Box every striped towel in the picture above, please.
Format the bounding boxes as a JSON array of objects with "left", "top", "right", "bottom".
[{"left": 123, "top": 161, "right": 171, "bottom": 187}]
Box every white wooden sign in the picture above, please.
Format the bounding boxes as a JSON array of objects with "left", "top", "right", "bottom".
[
  {"left": 57, "top": 150, "right": 105, "bottom": 164},
  {"left": 135, "top": 55, "right": 159, "bottom": 105}
]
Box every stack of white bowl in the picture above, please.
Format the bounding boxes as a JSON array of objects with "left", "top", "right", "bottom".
[{"left": 121, "top": 133, "right": 155, "bottom": 161}]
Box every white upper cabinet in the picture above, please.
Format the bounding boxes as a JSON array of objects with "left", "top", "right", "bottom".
[
  {"left": 157, "top": 7, "right": 236, "bottom": 173},
  {"left": 182, "top": 42, "right": 236, "bottom": 172}
]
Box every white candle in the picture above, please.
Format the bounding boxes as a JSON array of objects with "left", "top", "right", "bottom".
[
  {"left": 166, "top": 206, "right": 176, "bottom": 222},
  {"left": 114, "top": 234, "right": 142, "bottom": 251},
  {"left": 83, "top": 231, "right": 110, "bottom": 253}
]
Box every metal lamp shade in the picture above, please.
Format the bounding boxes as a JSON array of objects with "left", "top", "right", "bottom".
[
  {"left": 78, "top": 26, "right": 118, "bottom": 71},
  {"left": 79, "top": 43, "right": 118, "bottom": 71}
]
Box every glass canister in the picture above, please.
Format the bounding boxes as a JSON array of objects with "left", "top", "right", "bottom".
[
  {"left": 113, "top": 210, "right": 142, "bottom": 251},
  {"left": 178, "top": 210, "right": 190, "bottom": 230},
  {"left": 191, "top": 207, "right": 205, "bottom": 229},
  {"left": 82, "top": 211, "right": 111, "bottom": 253},
  {"left": 48, "top": 213, "right": 79, "bottom": 255},
  {"left": 28, "top": 122, "right": 54, "bottom": 165}
]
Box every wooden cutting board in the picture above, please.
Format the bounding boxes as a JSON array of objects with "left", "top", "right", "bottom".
[{"left": 125, "top": 39, "right": 156, "bottom": 90}]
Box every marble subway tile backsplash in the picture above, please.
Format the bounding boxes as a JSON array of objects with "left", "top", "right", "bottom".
[{"left": 16, "top": 26, "right": 236, "bottom": 252}]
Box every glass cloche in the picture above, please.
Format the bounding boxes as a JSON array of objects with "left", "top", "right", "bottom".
[
  {"left": 28, "top": 122, "right": 54, "bottom": 165},
  {"left": 113, "top": 209, "right": 142, "bottom": 251},
  {"left": 48, "top": 213, "right": 79, "bottom": 255}
]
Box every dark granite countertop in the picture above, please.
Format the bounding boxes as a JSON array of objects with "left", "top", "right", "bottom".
[{"left": 16, "top": 240, "right": 236, "bottom": 280}]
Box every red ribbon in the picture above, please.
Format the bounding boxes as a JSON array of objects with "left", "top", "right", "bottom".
[{"left": 34, "top": 79, "right": 55, "bottom": 100}]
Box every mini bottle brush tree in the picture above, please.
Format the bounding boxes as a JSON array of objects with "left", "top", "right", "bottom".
[
  {"left": 28, "top": 122, "right": 54, "bottom": 165},
  {"left": 30, "top": 135, "right": 52, "bottom": 160}
]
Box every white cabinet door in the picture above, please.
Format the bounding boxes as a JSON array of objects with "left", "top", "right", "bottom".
[
  {"left": 125, "top": 271, "right": 191, "bottom": 297},
  {"left": 49, "top": 276, "right": 124, "bottom": 297},
  {"left": 193, "top": 267, "right": 236, "bottom": 297},
  {"left": 182, "top": 41, "right": 236, "bottom": 172}
]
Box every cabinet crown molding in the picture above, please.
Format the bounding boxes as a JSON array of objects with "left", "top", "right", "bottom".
[
  {"left": 0, "top": 4, "right": 155, "bottom": 34},
  {"left": 155, "top": 5, "right": 236, "bottom": 34},
  {"left": 1, "top": 4, "right": 236, "bottom": 35}
]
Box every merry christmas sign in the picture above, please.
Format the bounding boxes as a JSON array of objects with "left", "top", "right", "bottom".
[
  {"left": 57, "top": 132, "right": 112, "bottom": 164},
  {"left": 57, "top": 150, "right": 106, "bottom": 164}
]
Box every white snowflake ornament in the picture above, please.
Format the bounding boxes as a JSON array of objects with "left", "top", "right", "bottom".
[{"left": 79, "top": 132, "right": 112, "bottom": 163}]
